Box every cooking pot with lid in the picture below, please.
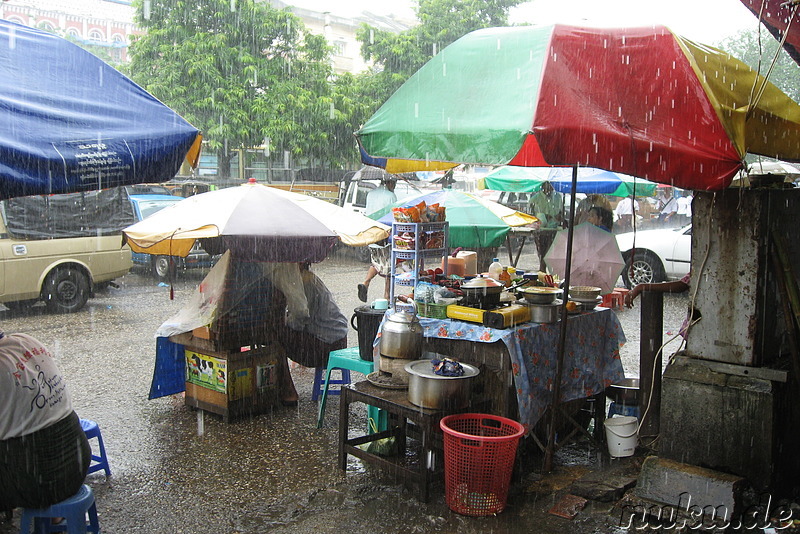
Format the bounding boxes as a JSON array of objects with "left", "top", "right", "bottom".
[
  {"left": 379, "top": 304, "right": 424, "bottom": 359},
  {"left": 460, "top": 276, "right": 504, "bottom": 307},
  {"left": 404, "top": 359, "right": 480, "bottom": 410}
]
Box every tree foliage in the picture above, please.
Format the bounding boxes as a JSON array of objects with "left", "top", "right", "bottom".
[
  {"left": 355, "top": 0, "right": 525, "bottom": 111},
  {"left": 126, "top": 0, "right": 346, "bottom": 175},
  {"left": 717, "top": 28, "right": 800, "bottom": 103}
]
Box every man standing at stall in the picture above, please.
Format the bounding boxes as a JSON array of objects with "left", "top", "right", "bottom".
[{"left": 529, "top": 181, "right": 564, "bottom": 272}]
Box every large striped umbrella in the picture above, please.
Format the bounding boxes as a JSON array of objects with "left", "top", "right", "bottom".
[
  {"left": 356, "top": 25, "right": 800, "bottom": 191},
  {"left": 482, "top": 166, "right": 658, "bottom": 197}
]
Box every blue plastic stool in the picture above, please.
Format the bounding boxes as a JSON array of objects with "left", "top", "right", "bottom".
[
  {"left": 79, "top": 419, "right": 111, "bottom": 477},
  {"left": 311, "top": 366, "right": 351, "bottom": 401},
  {"left": 19, "top": 484, "right": 100, "bottom": 534},
  {"left": 316, "top": 347, "right": 385, "bottom": 432}
]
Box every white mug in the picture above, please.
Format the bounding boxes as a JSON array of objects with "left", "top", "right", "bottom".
[{"left": 372, "top": 298, "right": 389, "bottom": 310}]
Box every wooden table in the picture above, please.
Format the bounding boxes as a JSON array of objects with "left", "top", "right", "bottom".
[{"left": 338, "top": 380, "right": 462, "bottom": 502}]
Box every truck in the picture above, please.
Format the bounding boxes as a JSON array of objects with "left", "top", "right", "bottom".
[{"left": 0, "top": 188, "right": 133, "bottom": 313}]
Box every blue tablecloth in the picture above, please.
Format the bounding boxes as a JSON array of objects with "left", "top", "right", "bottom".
[{"left": 377, "top": 308, "right": 626, "bottom": 432}]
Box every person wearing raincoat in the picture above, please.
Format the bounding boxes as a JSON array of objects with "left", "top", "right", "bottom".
[{"left": 0, "top": 331, "right": 90, "bottom": 512}]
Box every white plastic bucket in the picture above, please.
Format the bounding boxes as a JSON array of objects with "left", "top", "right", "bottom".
[{"left": 604, "top": 416, "right": 638, "bottom": 457}]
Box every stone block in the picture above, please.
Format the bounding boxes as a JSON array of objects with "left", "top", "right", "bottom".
[{"left": 634, "top": 456, "right": 745, "bottom": 521}]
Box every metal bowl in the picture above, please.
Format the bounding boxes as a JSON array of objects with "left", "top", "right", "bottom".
[
  {"left": 521, "top": 286, "right": 563, "bottom": 304},
  {"left": 605, "top": 378, "right": 640, "bottom": 404}
]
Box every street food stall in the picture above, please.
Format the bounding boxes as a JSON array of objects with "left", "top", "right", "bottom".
[{"left": 124, "top": 180, "right": 392, "bottom": 420}]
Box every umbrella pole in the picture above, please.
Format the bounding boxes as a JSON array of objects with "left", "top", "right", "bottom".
[{"left": 543, "top": 165, "right": 578, "bottom": 472}]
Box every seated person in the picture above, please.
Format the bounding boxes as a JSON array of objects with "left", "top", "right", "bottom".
[
  {"left": 279, "top": 263, "right": 348, "bottom": 405},
  {"left": 0, "top": 331, "right": 90, "bottom": 513},
  {"left": 586, "top": 205, "right": 614, "bottom": 232}
]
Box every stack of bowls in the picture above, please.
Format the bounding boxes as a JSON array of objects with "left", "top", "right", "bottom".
[{"left": 569, "top": 286, "right": 602, "bottom": 310}]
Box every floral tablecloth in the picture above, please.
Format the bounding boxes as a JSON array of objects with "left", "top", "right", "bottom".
[{"left": 376, "top": 308, "right": 626, "bottom": 432}]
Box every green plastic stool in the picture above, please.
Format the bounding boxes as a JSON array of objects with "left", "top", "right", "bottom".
[{"left": 316, "top": 347, "right": 386, "bottom": 432}]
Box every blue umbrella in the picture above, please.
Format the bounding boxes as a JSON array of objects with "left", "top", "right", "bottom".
[
  {"left": 482, "top": 166, "right": 657, "bottom": 197},
  {"left": 0, "top": 20, "right": 201, "bottom": 199}
]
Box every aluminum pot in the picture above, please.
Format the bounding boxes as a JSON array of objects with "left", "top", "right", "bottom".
[
  {"left": 379, "top": 305, "right": 423, "bottom": 359},
  {"left": 404, "top": 359, "right": 480, "bottom": 410},
  {"left": 460, "top": 276, "right": 504, "bottom": 308},
  {"left": 528, "top": 300, "right": 562, "bottom": 323}
]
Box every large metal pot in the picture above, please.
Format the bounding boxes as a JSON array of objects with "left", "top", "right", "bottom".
[
  {"left": 404, "top": 359, "right": 480, "bottom": 410},
  {"left": 528, "top": 300, "right": 562, "bottom": 323},
  {"left": 460, "top": 276, "right": 504, "bottom": 307},
  {"left": 379, "top": 305, "right": 424, "bottom": 359}
]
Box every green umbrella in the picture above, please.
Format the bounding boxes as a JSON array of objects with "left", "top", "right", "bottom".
[
  {"left": 370, "top": 189, "right": 537, "bottom": 248},
  {"left": 481, "top": 166, "right": 658, "bottom": 197}
]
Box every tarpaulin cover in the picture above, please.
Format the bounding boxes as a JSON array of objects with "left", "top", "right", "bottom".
[
  {"left": 357, "top": 25, "right": 800, "bottom": 191},
  {"left": 0, "top": 20, "right": 201, "bottom": 200},
  {"left": 2, "top": 187, "right": 135, "bottom": 239}
]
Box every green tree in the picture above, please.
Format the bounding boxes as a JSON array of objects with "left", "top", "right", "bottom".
[
  {"left": 126, "top": 0, "right": 340, "bottom": 177},
  {"left": 717, "top": 28, "right": 800, "bottom": 103},
  {"left": 355, "top": 0, "right": 525, "bottom": 112}
]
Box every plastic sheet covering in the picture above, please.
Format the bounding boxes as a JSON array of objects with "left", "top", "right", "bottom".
[
  {"left": 154, "top": 252, "right": 309, "bottom": 339},
  {"left": 2, "top": 187, "right": 135, "bottom": 239}
]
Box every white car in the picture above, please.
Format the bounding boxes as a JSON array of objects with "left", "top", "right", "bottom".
[{"left": 615, "top": 225, "right": 692, "bottom": 288}]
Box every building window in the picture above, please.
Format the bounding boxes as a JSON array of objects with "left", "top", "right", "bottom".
[
  {"left": 67, "top": 28, "right": 81, "bottom": 40},
  {"left": 333, "top": 40, "right": 346, "bottom": 57},
  {"left": 88, "top": 29, "right": 105, "bottom": 42},
  {"left": 37, "top": 21, "right": 56, "bottom": 33}
]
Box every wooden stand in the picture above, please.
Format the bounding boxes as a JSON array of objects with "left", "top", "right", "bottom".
[
  {"left": 339, "top": 380, "right": 463, "bottom": 502},
  {"left": 181, "top": 341, "right": 283, "bottom": 423}
]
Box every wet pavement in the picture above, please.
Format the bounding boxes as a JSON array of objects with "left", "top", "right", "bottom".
[{"left": 0, "top": 245, "right": 689, "bottom": 533}]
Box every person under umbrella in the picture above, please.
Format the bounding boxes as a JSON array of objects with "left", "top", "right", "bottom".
[
  {"left": 279, "top": 263, "right": 348, "bottom": 405},
  {"left": 529, "top": 181, "right": 564, "bottom": 272}
]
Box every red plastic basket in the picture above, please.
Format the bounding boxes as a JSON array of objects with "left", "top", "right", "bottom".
[{"left": 439, "top": 413, "right": 525, "bottom": 516}]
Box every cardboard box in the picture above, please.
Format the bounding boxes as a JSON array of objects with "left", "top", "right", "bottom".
[{"left": 183, "top": 342, "right": 283, "bottom": 422}]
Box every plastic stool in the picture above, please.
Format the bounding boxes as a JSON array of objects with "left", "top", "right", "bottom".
[
  {"left": 316, "top": 347, "right": 384, "bottom": 431},
  {"left": 19, "top": 484, "right": 100, "bottom": 534},
  {"left": 311, "top": 366, "right": 351, "bottom": 402},
  {"left": 611, "top": 288, "right": 630, "bottom": 309},
  {"left": 79, "top": 419, "right": 111, "bottom": 477}
]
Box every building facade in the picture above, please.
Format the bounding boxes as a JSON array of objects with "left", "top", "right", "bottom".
[
  {"left": 1, "top": 0, "right": 412, "bottom": 73},
  {"left": 0, "top": 0, "right": 139, "bottom": 63}
]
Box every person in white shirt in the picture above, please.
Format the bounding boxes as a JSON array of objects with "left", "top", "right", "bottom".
[
  {"left": 0, "top": 332, "right": 90, "bottom": 512},
  {"left": 359, "top": 178, "right": 397, "bottom": 302},
  {"left": 614, "top": 196, "right": 639, "bottom": 233},
  {"left": 676, "top": 192, "right": 692, "bottom": 226}
]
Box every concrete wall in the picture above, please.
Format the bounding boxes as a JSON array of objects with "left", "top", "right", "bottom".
[{"left": 689, "top": 189, "right": 800, "bottom": 366}]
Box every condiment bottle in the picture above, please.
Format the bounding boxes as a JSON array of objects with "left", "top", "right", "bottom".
[
  {"left": 499, "top": 266, "right": 512, "bottom": 287},
  {"left": 488, "top": 258, "right": 503, "bottom": 279}
]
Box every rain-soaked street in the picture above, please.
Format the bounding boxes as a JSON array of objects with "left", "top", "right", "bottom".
[{"left": 0, "top": 245, "right": 689, "bottom": 534}]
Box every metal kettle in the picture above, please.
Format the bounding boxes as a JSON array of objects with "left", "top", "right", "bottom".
[{"left": 379, "top": 304, "right": 423, "bottom": 359}]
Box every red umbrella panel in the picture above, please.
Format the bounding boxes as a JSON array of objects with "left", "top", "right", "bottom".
[
  {"left": 739, "top": 0, "right": 800, "bottom": 66},
  {"left": 357, "top": 25, "right": 800, "bottom": 191}
]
